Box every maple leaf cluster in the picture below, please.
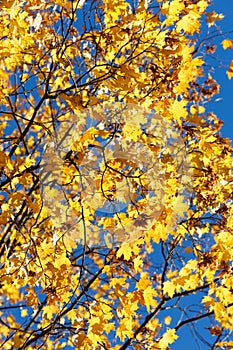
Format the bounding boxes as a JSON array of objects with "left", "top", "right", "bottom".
[{"left": 0, "top": 0, "right": 233, "bottom": 349}]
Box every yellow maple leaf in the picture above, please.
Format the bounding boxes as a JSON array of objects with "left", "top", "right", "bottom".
[
  {"left": 226, "top": 60, "right": 233, "bottom": 79},
  {"left": 136, "top": 272, "right": 151, "bottom": 290},
  {"left": 169, "top": 0, "right": 185, "bottom": 19},
  {"left": 222, "top": 39, "right": 233, "bottom": 50},
  {"left": 202, "top": 295, "right": 215, "bottom": 308},
  {"left": 116, "top": 318, "right": 134, "bottom": 341},
  {"left": 53, "top": 253, "right": 71, "bottom": 269},
  {"left": 158, "top": 328, "right": 178, "bottom": 348},
  {"left": 116, "top": 242, "right": 132, "bottom": 260},
  {"left": 170, "top": 99, "right": 188, "bottom": 125},
  {"left": 143, "top": 285, "right": 157, "bottom": 312},
  {"left": 190, "top": 105, "right": 205, "bottom": 115},
  {"left": 13, "top": 335, "right": 23, "bottom": 348},
  {"left": 122, "top": 124, "right": 142, "bottom": 142},
  {"left": 133, "top": 256, "right": 143, "bottom": 273},
  {"left": 197, "top": 0, "right": 209, "bottom": 12},
  {"left": 18, "top": 155, "right": 35, "bottom": 172},
  {"left": 21, "top": 309, "right": 28, "bottom": 317},
  {"left": 173, "top": 195, "right": 189, "bottom": 217},
  {"left": 67, "top": 309, "right": 77, "bottom": 323},
  {"left": 176, "top": 12, "right": 201, "bottom": 34},
  {"left": 163, "top": 280, "right": 176, "bottom": 298},
  {"left": 164, "top": 315, "right": 172, "bottom": 325},
  {"left": 43, "top": 304, "right": 59, "bottom": 319}
]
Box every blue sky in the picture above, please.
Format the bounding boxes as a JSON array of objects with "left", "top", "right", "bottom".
[
  {"left": 174, "top": 3, "right": 233, "bottom": 348},
  {"left": 208, "top": 1, "right": 233, "bottom": 142}
]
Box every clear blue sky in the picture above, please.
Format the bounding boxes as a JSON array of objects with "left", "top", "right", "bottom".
[
  {"left": 173, "top": 3, "right": 233, "bottom": 348},
  {"left": 208, "top": 1, "right": 233, "bottom": 142}
]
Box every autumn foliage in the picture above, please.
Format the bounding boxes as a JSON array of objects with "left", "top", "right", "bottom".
[{"left": 0, "top": 0, "right": 233, "bottom": 349}]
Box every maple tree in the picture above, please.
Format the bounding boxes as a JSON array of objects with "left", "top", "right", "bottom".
[{"left": 0, "top": 0, "right": 233, "bottom": 349}]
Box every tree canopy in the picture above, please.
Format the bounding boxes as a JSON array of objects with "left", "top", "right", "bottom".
[{"left": 0, "top": 0, "right": 233, "bottom": 349}]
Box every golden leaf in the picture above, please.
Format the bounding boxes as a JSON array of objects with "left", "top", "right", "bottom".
[{"left": 222, "top": 39, "right": 233, "bottom": 50}]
